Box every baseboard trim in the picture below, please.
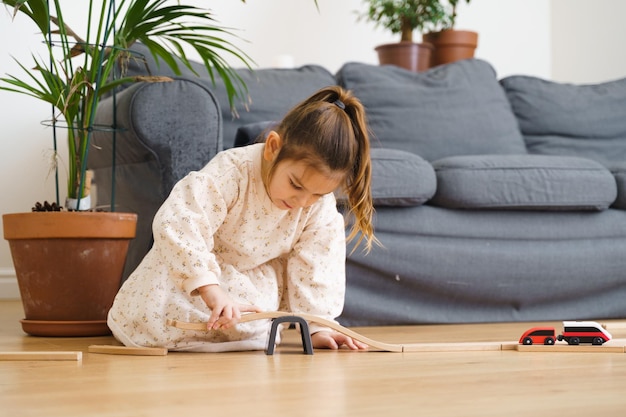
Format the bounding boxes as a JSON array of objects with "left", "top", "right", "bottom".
[{"left": 0, "top": 268, "right": 20, "bottom": 300}]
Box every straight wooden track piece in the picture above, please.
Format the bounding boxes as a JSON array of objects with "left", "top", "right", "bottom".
[
  {"left": 516, "top": 343, "right": 625, "bottom": 353},
  {"left": 88, "top": 345, "right": 168, "bottom": 356},
  {"left": 0, "top": 351, "right": 82, "bottom": 361},
  {"left": 401, "top": 341, "right": 510, "bottom": 352},
  {"left": 501, "top": 342, "right": 519, "bottom": 350}
]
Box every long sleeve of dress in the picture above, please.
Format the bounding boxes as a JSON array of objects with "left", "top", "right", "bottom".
[{"left": 151, "top": 159, "right": 240, "bottom": 296}]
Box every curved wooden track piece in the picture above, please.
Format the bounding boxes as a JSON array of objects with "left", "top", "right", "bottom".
[
  {"left": 166, "top": 311, "right": 512, "bottom": 352},
  {"left": 167, "top": 311, "right": 403, "bottom": 352}
]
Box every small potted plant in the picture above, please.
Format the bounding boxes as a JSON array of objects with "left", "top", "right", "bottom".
[
  {"left": 0, "top": 0, "right": 252, "bottom": 336},
  {"left": 358, "top": 0, "right": 475, "bottom": 71},
  {"left": 423, "top": 0, "right": 478, "bottom": 67}
]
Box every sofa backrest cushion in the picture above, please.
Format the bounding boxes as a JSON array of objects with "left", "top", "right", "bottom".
[
  {"left": 430, "top": 154, "right": 617, "bottom": 211},
  {"left": 500, "top": 75, "right": 626, "bottom": 167},
  {"left": 234, "top": 121, "right": 277, "bottom": 147},
  {"left": 213, "top": 66, "right": 337, "bottom": 148},
  {"left": 119, "top": 43, "right": 336, "bottom": 149},
  {"left": 336, "top": 59, "right": 527, "bottom": 161}
]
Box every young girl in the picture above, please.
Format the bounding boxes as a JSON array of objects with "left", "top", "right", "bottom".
[{"left": 107, "top": 86, "right": 376, "bottom": 352}]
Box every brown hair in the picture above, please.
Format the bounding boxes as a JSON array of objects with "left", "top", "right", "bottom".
[{"left": 266, "top": 86, "right": 377, "bottom": 252}]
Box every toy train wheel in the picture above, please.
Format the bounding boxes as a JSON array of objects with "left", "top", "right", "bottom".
[
  {"left": 522, "top": 337, "right": 533, "bottom": 345},
  {"left": 592, "top": 337, "right": 604, "bottom": 345},
  {"left": 568, "top": 337, "right": 580, "bottom": 345},
  {"left": 544, "top": 337, "right": 555, "bottom": 345}
]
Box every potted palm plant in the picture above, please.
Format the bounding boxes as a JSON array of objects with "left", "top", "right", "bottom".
[
  {"left": 423, "top": 0, "right": 478, "bottom": 67},
  {"left": 358, "top": 0, "right": 475, "bottom": 71},
  {"left": 0, "top": 0, "right": 252, "bottom": 336}
]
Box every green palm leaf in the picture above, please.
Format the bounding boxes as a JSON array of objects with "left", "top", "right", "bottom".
[{"left": 1, "top": 0, "right": 255, "bottom": 206}]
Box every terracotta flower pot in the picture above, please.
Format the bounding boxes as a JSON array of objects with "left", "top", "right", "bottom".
[
  {"left": 375, "top": 41, "right": 433, "bottom": 72},
  {"left": 3, "top": 211, "right": 137, "bottom": 337},
  {"left": 423, "top": 30, "right": 479, "bottom": 67}
]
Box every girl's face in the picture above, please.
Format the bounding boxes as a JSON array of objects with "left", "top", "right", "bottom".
[
  {"left": 267, "top": 160, "right": 341, "bottom": 210},
  {"left": 263, "top": 131, "right": 342, "bottom": 210}
]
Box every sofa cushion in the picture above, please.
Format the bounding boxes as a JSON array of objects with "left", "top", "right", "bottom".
[
  {"left": 500, "top": 75, "right": 626, "bottom": 167},
  {"left": 336, "top": 59, "right": 527, "bottom": 161},
  {"left": 430, "top": 154, "right": 617, "bottom": 210},
  {"left": 368, "top": 149, "right": 436, "bottom": 207},
  {"left": 214, "top": 66, "right": 336, "bottom": 149},
  {"left": 119, "top": 43, "right": 336, "bottom": 149},
  {"left": 234, "top": 121, "right": 277, "bottom": 147}
]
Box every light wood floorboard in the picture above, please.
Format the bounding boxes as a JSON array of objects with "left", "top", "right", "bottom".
[{"left": 1, "top": 300, "right": 626, "bottom": 416}]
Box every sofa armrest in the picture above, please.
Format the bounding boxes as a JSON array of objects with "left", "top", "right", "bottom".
[{"left": 88, "top": 78, "right": 222, "bottom": 279}]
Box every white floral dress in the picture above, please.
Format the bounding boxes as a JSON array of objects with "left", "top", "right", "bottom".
[{"left": 107, "top": 143, "right": 347, "bottom": 352}]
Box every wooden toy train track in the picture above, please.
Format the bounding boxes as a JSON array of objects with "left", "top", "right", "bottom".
[
  {"left": 167, "top": 311, "right": 516, "bottom": 353},
  {"left": 2, "top": 314, "right": 624, "bottom": 360},
  {"left": 167, "top": 311, "right": 626, "bottom": 354}
]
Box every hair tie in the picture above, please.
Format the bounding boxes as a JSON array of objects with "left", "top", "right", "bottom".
[{"left": 333, "top": 99, "right": 346, "bottom": 110}]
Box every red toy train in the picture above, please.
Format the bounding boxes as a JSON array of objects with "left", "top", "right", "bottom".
[{"left": 519, "top": 321, "right": 612, "bottom": 346}]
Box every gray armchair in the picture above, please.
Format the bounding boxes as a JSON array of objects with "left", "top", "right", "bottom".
[{"left": 89, "top": 78, "right": 221, "bottom": 279}]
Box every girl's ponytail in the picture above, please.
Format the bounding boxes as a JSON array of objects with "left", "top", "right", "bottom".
[
  {"left": 338, "top": 90, "right": 377, "bottom": 252},
  {"left": 272, "top": 86, "right": 378, "bottom": 252}
]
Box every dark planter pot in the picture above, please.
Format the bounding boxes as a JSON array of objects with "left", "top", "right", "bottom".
[
  {"left": 423, "top": 30, "right": 479, "bottom": 67},
  {"left": 375, "top": 41, "right": 433, "bottom": 72},
  {"left": 3, "top": 211, "right": 137, "bottom": 337}
]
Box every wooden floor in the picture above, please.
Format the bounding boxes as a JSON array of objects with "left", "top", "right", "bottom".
[{"left": 2, "top": 300, "right": 626, "bottom": 416}]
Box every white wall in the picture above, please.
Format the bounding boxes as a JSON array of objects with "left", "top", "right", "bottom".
[
  {"left": 0, "top": 0, "right": 623, "bottom": 298},
  {"left": 551, "top": 0, "right": 626, "bottom": 83},
  {"left": 206, "top": 0, "right": 551, "bottom": 78}
]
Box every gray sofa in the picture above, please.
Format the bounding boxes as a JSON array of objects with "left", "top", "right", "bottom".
[{"left": 89, "top": 44, "right": 626, "bottom": 326}]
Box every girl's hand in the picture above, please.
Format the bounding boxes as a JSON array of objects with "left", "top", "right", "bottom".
[
  {"left": 197, "top": 284, "right": 261, "bottom": 330},
  {"left": 311, "top": 330, "right": 369, "bottom": 350}
]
